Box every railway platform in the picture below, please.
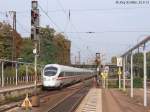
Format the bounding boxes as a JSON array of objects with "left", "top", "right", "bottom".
[
  {"left": 0, "top": 83, "right": 42, "bottom": 93},
  {"left": 75, "top": 88, "right": 102, "bottom": 112},
  {"left": 0, "top": 83, "right": 42, "bottom": 107}
]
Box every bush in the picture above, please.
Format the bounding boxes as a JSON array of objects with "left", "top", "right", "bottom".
[
  {"left": 18, "top": 65, "right": 26, "bottom": 76},
  {"left": 18, "top": 64, "right": 42, "bottom": 76},
  {"left": 4, "top": 67, "right": 16, "bottom": 77},
  {"left": 3, "top": 64, "right": 42, "bottom": 78},
  {"left": 108, "top": 80, "right": 118, "bottom": 88},
  {"left": 133, "top": 77, "right": 143, "bottom": 88}
]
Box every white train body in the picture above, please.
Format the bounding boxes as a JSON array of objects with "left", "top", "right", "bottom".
[{"left": 42, "top": 64, "right": 94, "bottom": 88}]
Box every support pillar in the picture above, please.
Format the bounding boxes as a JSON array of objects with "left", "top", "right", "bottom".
[
  {"left": 123, "top": 57, "right": 126, "bottom": 91},
  {"left": 143, "top": 47, "right": 147, "bottom": 106},
  {"left": 130, "top": 53, "right": 133, "bottom": 98}
]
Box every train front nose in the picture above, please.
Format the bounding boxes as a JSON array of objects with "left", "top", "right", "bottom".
[
  {"left": 43, "top": 77, "right": 60, "bottom": 87},
  {"left": 43, "top": 66, "right": 61, "bottom": 88}
]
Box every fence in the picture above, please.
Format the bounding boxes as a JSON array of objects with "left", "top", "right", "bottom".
[
  {"left": 105, "top": 78, "right": 150, "bottom": 88},
  {"left": 0, "top": 59, "right": 43, "bottom": 87},
  {"left": 102, "top": 78, "right": 131, "bottom": 88}
]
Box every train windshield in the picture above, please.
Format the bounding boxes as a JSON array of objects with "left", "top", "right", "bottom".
[{"left": 44, "top": 67, "right": 58, "bottom": 76}]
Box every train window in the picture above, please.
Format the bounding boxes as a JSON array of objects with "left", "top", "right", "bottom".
[
  {"left": 69, "top": 72, "right": 71, "bottom": 76},
  {"left": 65, "top": 72, "right": 69, "bottom": 76},
  {"left": 75, "top": 72, "right": 77, "bottom": 75},
  {"left": 67, "top": 72, "right": 72, "bottom": 76},
  {"left": 44, "top": 67, "right": 57, "bottom": 76},
  {"left": 59, "top": 72, "right": 64, "bottom": 77},
  {"left": 46, "top": 67, "right": 57, "bottom": 70},
  {"left": 65, "top": 72, "right": 74, "bottom": 76}
]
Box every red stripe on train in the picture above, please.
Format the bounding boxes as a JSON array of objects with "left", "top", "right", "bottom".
[{"left": 57, "top": 76, "right": 81, "bottom": 80}]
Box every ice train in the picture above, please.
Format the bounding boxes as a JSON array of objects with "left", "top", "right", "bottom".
[{"left": 42, "top": 64, "right": 95, "bottom": 88}]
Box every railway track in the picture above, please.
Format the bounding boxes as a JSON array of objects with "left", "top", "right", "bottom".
[
  {"left": 0, "top": 89, "right": 59, "bottom": 112},
  {"left": 47, "top": 86, "right": 90, "bottom": 112},
  {"left": 0, "top": 78, "right": 93, "bottom": 112},
  {"left": 45, "top": 79, "right": 94, "bottom": 112}
]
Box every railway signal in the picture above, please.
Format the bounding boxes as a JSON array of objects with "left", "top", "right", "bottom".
[
  {"left": 31, "top": 0, "right": 40, "bottom": 107},
  {"left": 118, "top": 67, "right": 122, "bottom": 75},
  {"left": 101, "top": 67, "right": 109, "bottom": 88},
  {"left": 31, "top": 0, "right": 39, "bottom": 41}
]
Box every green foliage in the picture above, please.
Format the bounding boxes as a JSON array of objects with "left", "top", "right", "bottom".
[
  {"left": 18, "top": 64, "right": 33, "bottom": 76},
  {"left": 18, "top": 65, "right": 26, "bottom": 76},
  {"left": 39, "top": 27, "right": 57, "bottom": 64},
  {"left": 18, "top": 64, "right": 41, "bottom": 76},
  {"left": 112, "top": 52, "right": 150, "bottom": 79},
  {"left": 4, "top": 67, "right": 16, "bottom": 77},
  {"left": 40, "top": 27, "right": 55, "bottom": 40},
  {"left": 108, "top": 77, "right": 143, "bottom": 88},
  {"left": 0, "top": 22, "right": 22, "bottom": 59},
  {"left": 108, "top": 80, "right": 118, "bottom": 88},
  {"left": 0, "top": 22, "right": 71, "bottom": 71},
  {"left": 133, "top": 52, "right": 150, "bottom": 79},
  {"left": 38, "top": 27, "right": 71, "bottom": 65},
  {"left": 39, "top": 37, "right": 58, "bottom": 64},
  {"left": 133, "top": 77, "right": 143, "bottom": 88},
  {"left": 19, "top": 38, "right": 34, "bottom": 63},
  {"left": 3, "top": 64, "right": 41, "bottom": 77},
  {"left": 20, "top": 27, "right": 61, "bottom": 65},
  {"left": 0, "top": 32, "right": 12, "bottom": 59}
]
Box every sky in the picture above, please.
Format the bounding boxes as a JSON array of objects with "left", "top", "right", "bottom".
[{"left": 0, "top": 0, "right": 150, "bottom": 64}]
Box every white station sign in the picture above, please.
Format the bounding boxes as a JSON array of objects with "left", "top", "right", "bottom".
[{"left": 117, "top": 57, "right": 123, "bottom": 67}]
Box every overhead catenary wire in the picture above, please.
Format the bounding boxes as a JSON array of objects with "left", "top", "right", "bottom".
[
  {"left": 56, "top": 0, "right": 92, "bottom": 56},
  {"left": 55, "top": 0, "right": 150, "bottom": 60},
  {"left": 55, "top": 0, "right": 150, "bottom": 63},
  {"left": 39, "top": 4, "right": 72, "bottom": 41},
  {"left": 38, "top": 3, "right": 84, "bottom": 61},
  {"left": 0, "top": 6, "right": 149, "bottom": 14},
  {"left": 43, "top": 6, "right": 150, "bottom": 13},
  {"left": 39, "top": 5, "right": 64, "bottom": 32},
  {"left": 56, "top": 0, "right": 91, "bottom": 46},
  {"left": 0, "top": 11, "right": 11, "bottom": 24},
  {"left": 56, "top": 0, "right": 83, "bottom": 35},
  {"left": 60, "top": 31, "right": 150, "bottom": 34},
  {"left": 0, "top": 11, "right": 30, "bottom": 36},
  {"left": 56, "top": 0, "right": 100, "bottom": 64},
  {"left": 16, "top": 18, "right": 30, "bottom": 34}
]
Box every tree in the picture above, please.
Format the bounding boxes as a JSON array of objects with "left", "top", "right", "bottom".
[
  {"left": 0, "top": 22, "right": 22, "bottom": 59},
  {"left": 39, "top": 27, "right": 58, "bottom": 64},
  {"left": 53, "top": 33, "right": 71, "bottom": 64},
  {"left": 2, "top": 25, "right": 71, "bottom": 65},
  {"left": 19, "top": 38, "right": 34, "bottom": 62},
  {"left": 38, "top": 27, "right": 71, "bottom": 65}
]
